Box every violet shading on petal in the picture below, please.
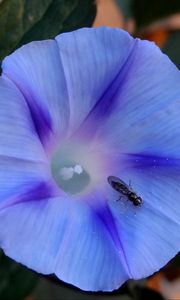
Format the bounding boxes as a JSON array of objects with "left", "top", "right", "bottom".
[
  {"left": 0, "top": 181, "right": 56, "bottom": 211},
  {"left": 121, "top": 153, "right": 180, "bottom": 169}
]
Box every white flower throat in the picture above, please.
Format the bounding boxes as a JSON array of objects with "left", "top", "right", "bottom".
[{"left": 51, "top": 139, "right": 108, "bottom": 195}]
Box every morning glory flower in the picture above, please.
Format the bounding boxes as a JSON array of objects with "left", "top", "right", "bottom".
[{"left": 0, "top": 27, "right": 180, "bottom": 292}]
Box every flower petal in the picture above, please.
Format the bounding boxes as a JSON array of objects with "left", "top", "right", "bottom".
[
  {"left": 0, "top": 195, "right": 128, "bottom": 291},
  {"left": 55, "top": 27, "right": 134, "bottom": 133},
  {"left": 2, "top": 40, "right": 70, "bottom": 146},
  {"left": 108, "top": 166, "right": 180, "bottom": 279},
  {"left": 0, "top": 157, "right": 49, "bottom": 207},
  {"left": 104, "top": 98, "right": 180, "bottom": 161},
  {"left": 0, "top": 77, "right": 49, "bottom": 206},
  {"left": 0, "top": 77, "right": 45, "bottom": 161},
  {"left": 85, "top": 34, "right": 180, "bottom": 143}
]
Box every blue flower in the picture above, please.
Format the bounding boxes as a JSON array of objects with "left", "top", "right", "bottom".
[{"left": 0, "top": 27, "right": 180, "bottom": 292}]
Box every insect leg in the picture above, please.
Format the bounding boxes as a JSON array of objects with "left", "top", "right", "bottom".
[{"left": 117, "top": 195, "right": 127, "bottom": 202}]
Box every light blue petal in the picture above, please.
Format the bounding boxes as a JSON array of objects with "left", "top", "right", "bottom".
[
  {"left": 0, "top": 157, "right": 50, "bottom": 208},
  {"left": 108, "top": 166, "right": 180, "bottom": 279},
  {"left": 106, "top": 99, "right": 180, "bottom": 159},
  {"left": 2, "top": 39, "right": 70, "bottom": 145},
  {"left": 92, "top": 37, "right": 180, "bottom": 149},
  {"left": 0, "top": 195, "right": 128, "bottom": 291},
  {"left": 0, "top": 77, "right": 46, "bottom": 162},
  {"left": 55, "top": 27, "right": 134, "bottom": 134},
  {"left": 0, "top": 77, "right": 49, "bottom": 206}
]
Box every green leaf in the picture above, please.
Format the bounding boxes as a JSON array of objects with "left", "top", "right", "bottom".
[
  {"left": 0, "top": 250, "right": 38, "bottom": 300},
  {"left": 0, "top": 0, "right": 96, "bottom": 61},
  {"left": 0, "top": 0, "right": 52, "bottom": 60}
]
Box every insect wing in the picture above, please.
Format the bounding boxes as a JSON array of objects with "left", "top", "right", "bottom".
[{"left": 107, "top": 176, "right": 128, "bottom": 188}]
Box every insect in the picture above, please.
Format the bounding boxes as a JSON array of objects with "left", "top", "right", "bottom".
[{"left": 107, "top": 175, "right": 142, "bottom": 206}]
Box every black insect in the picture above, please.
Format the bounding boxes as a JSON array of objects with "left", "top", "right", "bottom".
[{"left": 107, "top": 175, "right": 142, "bottom": 206}]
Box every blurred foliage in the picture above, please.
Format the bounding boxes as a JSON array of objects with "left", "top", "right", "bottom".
[
  {"left": 116, "top": 0, "right": 180, "bottom": 70},
  {"left": 116, "top": 0, "right": 133, "bottom": 18},
  {"left": 126, "top": 280, "right": 165, "bottom": 300},
  {"left": 31, "top": 276, "right": 165, "bottom": 300},
  {"left": 163, "top": 31, "right": 180, "bottom": 69},
  {"left": 162, "top": 252, "right": 180, "bottom": 282},
  {"left": 132, "top": 286, "right": 165, "bottom": 300},
  {"left": 171, "top": 252, "right": 180, "bottom": 267},
  {"left": 0, "top": 0, "right": 96, "bottom": 61},
  {"left": 35, "top": 278, "right": 134, "bottom": 300},
  {"left": 133, "top": 0, "right": 180, "bottom": 29},
  {"left": 0, "top": 250, "right": 38, "bottom": 300}
]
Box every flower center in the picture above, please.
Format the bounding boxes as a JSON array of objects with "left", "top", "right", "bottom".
[
  {"left": 51, "top": 139, "right": 108, "bottom": 195},
  {"left": 52, "top": 160, "right": 90, "bottom": 194}
]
